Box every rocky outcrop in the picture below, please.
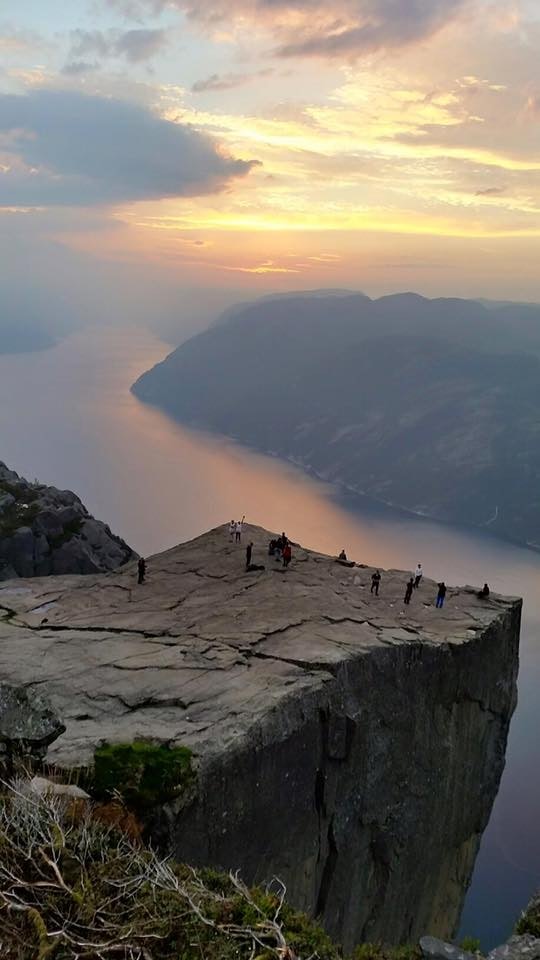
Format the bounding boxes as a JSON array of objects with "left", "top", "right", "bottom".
[
  {"left": 0, "top": 524, "right": 521, "bottom": 949},
  {"left": 0, "top": 461, "right": 136, "bottom": 580},
  {"left": 0, "top": 683, "right": 65, "bottom": 772},
  {"left": 419, "top": 894, "right": 540, "bottom": 960}
]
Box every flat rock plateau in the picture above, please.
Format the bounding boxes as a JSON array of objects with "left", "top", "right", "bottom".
[{"left": 0, "top": 524, "right": 521, "bottom": 949}]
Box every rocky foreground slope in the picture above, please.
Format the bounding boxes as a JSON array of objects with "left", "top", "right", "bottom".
[
  {"left": 0, "top": 524, "right": 521, "bottom": 948},
  {"left": 0, "top": 461, "right": 135, "bottom": 579}
]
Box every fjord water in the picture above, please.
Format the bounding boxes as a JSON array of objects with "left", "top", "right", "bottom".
[{"left": 0, "top": 326, "right": 538, "bottom": 948}]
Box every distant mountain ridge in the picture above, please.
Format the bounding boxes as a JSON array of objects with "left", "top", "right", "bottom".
[{"left": 132, "top": 291, "right": 540, "bottom": 548}]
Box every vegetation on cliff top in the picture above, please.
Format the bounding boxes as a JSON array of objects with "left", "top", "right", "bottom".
[
  {"left": 516, "top": 896, "right": 540, "bottom": 937},
  {"left": 0, "top": 785, "right": 341, "bottom": 960},
  {"left": 91, "top": 741, "right": 195, "bottom": 813}
]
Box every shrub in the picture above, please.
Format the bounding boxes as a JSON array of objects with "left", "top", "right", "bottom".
[
  {"left": 516, "top": 897, "right": 540, "bottom": 937},
  {"left": 91, "top": 740, "right": 195, "bottom": 812},
  {"left": 0, "top": 786, "right": 338, "bottom": 960},
  {"left": 460, "top": 937, "right": 482, "bottom": 954}
]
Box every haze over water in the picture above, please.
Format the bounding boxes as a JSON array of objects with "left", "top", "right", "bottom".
[{"left": 0, "top": 327, "right": 539, "bottom": 949}]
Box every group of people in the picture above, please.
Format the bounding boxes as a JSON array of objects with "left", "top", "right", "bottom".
[
  {"left": 136, "top": 524, "right": 491, "bottom": 611},
  {"left": 268, "top": 533, "right": 292, "bottom": 568},
  {"left": 340, "top": 553, "right": 490, "bottom": 610},
  {"left": 229, "top": 517, "right": 245, "bottom": 543}
]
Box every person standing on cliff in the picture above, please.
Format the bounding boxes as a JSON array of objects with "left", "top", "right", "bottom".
[
  {"left": 137, "top": 557, "right": 146, "bottom": 584},
  {"left": 282, "top": 542, "right": 292, "bottom": 569},
  {"left": 414, "top": 563, "right": 423, "bottom": 588},
  {"left": 436, "top": 582, "right": 447, "bottom": 608},
  {"left": 235, "top": 516, "right": 244, "bottom": 543},
  {"left": 246, "top": 541, "right": 253, "bottom": 569},
  {"left": 229, "top": 520, "right": 235, "bottom": 542},
  {"left": 404, "top": 577, "right": 414, "bottom": 605},
  {"left": 371, "top": 570, "right": 381, "bottom": 595}
]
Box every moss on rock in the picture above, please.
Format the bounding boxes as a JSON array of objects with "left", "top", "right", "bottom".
[{"left": 91, "top": 740, "right": 195, "bottom": 812}]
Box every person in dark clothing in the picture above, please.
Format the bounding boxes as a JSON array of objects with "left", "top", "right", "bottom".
[
  {"left": 371, "top": 571, "right": 381, "bottom": 595},
  {"left": 246, "top": 542, "right": 253, "bottom": 569},
  {"left": 282, "top": 543, "right": 292, "bottom": 568},
  {"left": 404, "top": 577, "right": 414, "bottom": 605},
  {"left": 281, "top": 532, "right": 288, "bottom": 547},
  {"left": 268, "top": 539, "right": 277, "bottom": 555},
  {"left": 478, "top": 583, "right": 490, "bottom": 599},
  {"left": 436, "top": 582, "right": 447, "bottom": 608},
  {"left": 137, "top": 557, "right": 146, "bottom": 584},
  {"left": 339, "top": 549, "right": 348, "bottom": 561}
]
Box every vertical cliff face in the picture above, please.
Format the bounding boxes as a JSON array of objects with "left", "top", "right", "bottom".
[
  {"left": 0, "top": 525, "right": 521, "bottom": 949},
  {"left": 166, "top": 601, "right": 520, "bottom": 949}
]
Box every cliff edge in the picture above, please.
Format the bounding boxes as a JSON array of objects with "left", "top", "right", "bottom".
[{"left": 0, "top": 524, "right": 521, "bottom": 948}]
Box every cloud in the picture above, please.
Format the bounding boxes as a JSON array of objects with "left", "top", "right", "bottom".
[
  {"left": 475, "top": 186, "right": 506, "bottom": 196},
  {"left": 0, "top": 89, "right": 258, "bottom": 207},
  {"left": 526, "top": 94, "right": 540, "bottom": 118},
  {"left": 111, "top": 0, "right": 470, "bottom": 59},
  {"left": 191, "top": 69, "right": 273, "bottom": 93},
  {"left": 68, "top": 27, "right": 167, "bottom": 64},
  {"left": 114, "top": 28, "right": 168, "bottom": 61},
  {"left": 62, "top": 60, "right": 99, "bottom": 76}
]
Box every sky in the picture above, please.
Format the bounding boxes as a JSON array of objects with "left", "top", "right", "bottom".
[{"left": 1, "top": 0, "right": 540, "bottom": 336}]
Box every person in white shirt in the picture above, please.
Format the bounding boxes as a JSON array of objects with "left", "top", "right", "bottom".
[
  {"left": 414, "top": 563, "right": 423, "bottom": 588},
  {"left": 235, "top": 517, "right": 244, "bottom": 543},
  {"left": 229, "top": 520, "right": 235, "bottom": 542}
]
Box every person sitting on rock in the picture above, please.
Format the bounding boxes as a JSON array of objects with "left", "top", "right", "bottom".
[
  {"left": 339, "top": 549, "right": 348, "bottom": 561},
  {"left": 477, "top": 583, "right": 490, "bottom": 599},
  {"left": 137, "top": 557, "right": 146, "bottom": 584},
  {"left": 282, "top": 542, "right": 292, "bottom": 569},
  {"left": 371, "top": 571, "right": 381, "bottom": 595},
  {"left": 404, "top": 577, "right": 414, "bottom": 605}
]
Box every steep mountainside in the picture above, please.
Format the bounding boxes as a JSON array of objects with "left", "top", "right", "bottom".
[
  {"left": 0, "top": 461, "right": 136, "bottom": 579},
  {"left": 0, "top": 524, "right": 521, "bottom": 948},
  {"left": 132, "top": 292, "right": 540, "bottom": 547}
]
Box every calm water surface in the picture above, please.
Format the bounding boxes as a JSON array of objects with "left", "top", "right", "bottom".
[{"left": 0, "top": 327, "right": 538, "bottom": 948}]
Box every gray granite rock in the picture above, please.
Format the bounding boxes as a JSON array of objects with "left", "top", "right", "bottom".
[
  {"left": 0, "top": 523, "right": 522, "bottom": 949},
  {"left": 0, "top": 682, "right": 65, "bottom": 768},
  {"left": 0, "top": 460, "right": 136, "bottom": 579},
  {"left": 420, "top": 937, "right": 476, "bottom": 960},
  {"left": 488, "top": 936, "right": 540, "bottom": 960}
]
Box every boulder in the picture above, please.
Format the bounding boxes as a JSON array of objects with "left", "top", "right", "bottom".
[
  {"left": 29, "top": 776, "right": 90, "bottom": 801},
  {"left": 420, "top": 938, "right": 476, "bottom": 960},
  {"left": 0, "top": 683, "right": 65, "bottom": 770},
  {"left": 488, "top": 937, "right": 540, "bottom": 960}
]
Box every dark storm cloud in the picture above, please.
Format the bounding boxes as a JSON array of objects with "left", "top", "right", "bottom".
[
  {"left": 109, "top": 0, "right": 469, "bottom": 58},
  {"left": 0, "top": 90, "right": 257, "bottom": 207}
]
